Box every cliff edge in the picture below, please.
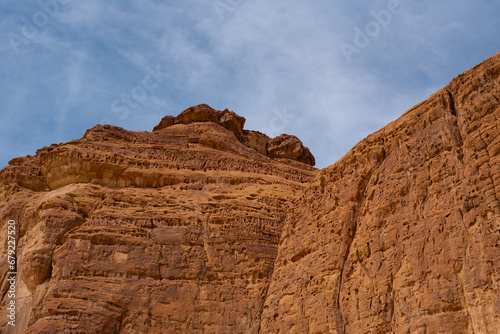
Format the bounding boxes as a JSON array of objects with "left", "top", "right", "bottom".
[{"left": 261, "top": 52, "right": 500, "bottom": 333}]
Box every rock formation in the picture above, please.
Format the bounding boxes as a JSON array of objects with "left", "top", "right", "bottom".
[
  {"left": 0, "top": 52, "right": 499, "bottom": 333},
  {"left": 153, "top": 104, "right": 315, "bottom": 166},
  {"left": 0, "top": 105, "right": 317, "bottom": 333},
  {"left": 260, "top": 53, "right": 500, "bottom": 333}
]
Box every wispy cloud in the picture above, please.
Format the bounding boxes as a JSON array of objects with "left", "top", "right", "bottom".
[{"left": 1, "top": 0, "right": 499, "bottom": 168}]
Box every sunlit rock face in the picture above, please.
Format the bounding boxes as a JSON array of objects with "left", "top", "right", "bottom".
[
  {"left": 0, "top": 105, "right": 317, "bottom": 333},
  {"left": 1, "top": 52, "right": 500, "bottom": 334},
  {"left": 260, "top": 52, "right": 500, "bottom": 333}
]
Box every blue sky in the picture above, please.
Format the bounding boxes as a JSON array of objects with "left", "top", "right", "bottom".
[{"left": 1, "top": 0, "right": 499, "bottom": 169}]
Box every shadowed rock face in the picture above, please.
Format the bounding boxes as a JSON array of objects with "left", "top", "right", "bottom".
[{"left": 0, "top": 52, "right": 500, "bottom": 334}]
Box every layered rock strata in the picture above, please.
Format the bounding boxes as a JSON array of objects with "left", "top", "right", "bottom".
[
  {"left": 153, "top": 104, "right": 315, "bottom": 166},
  {"left": 0, "top": 106, "right": 317, "bottom": 333}
]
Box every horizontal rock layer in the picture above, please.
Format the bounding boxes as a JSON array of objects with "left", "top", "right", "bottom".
[{"left": 0, "top": 110, "right": 317, "bottom": 333}]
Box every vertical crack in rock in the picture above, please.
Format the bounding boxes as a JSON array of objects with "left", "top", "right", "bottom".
[
  {"left": 447, "top": 90, "right": 458, "bottom": 117},
  {"left": 336, "top": 211, "right": 356, "bottom": 333},
  {"left": 337, "top": 166, "right": 382, "bottom": 333},
  {"left": 444, "top": 86, "right": 479, "bottom": 332},
  {"left": 456, "top": 209, "right": 476, "bottom": 334}
]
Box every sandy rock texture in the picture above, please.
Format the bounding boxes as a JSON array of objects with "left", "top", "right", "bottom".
[
  {"left": 153, "top": 104, "right": 315, "bottom": 166},
  {"left": 0, "top": 106, "right": 317, "bottom": 333},
  {"left": 260, "top": 53, "right": 500, "bottom": 333}
]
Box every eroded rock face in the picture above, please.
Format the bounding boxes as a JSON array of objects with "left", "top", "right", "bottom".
[
  {"left": 152, "top": 104, "right": 316, "bottom": 167},
  {"left": 260, "top": 53, "right": 500, "bottom": 333},
  {"left": 0, "top": 109, "right": 317, "bottom": 333},
  {"left": 268, "top": 134, "right": 316, "bottom": 166},
  {"left": 0, "top": 52, "right": 499, "bottom": 334}
]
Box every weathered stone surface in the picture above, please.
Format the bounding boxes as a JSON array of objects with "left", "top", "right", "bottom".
[
  {"left": 0, "top": 52, "right": 499, "bottom": 334},
  {"left": 0, "top": 107, "right": 317, "bottom": 333},
  {"left": 242, "top": 130, "right": 269, "bottom": 157},
  {"left": 260, "top": 52, "right": 500, "bottom": 333},
  {"left": 162, "top": 104, "right": 246, "bottom": 141},
  {"left": 152, "top": 115, "right": 175, "bottom": 131},
  {"left": 268, "top": 134, "right": 316, "bottom": 166},
  {"left": 153, "top": 104, "right": 316, "bottom": 167}
]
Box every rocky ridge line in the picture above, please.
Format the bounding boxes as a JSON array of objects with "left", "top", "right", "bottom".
[{"left": 153, "top": 104, "right": 315, "bottom": 166}]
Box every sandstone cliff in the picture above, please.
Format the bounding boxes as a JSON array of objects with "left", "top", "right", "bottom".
[
  {"left": 0, "top": 105, "right": 317, "bottom": 333},
  {"left": 0, "top": 52, "right": 499, "bottom": 334},
  {"left": 260, "top": 53, "right": 500, "bottom": 333}
]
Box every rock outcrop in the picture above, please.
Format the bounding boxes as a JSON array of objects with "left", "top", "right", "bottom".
[
  {"left": 153, "top": 104, "right": 315, "bottom": 166},
  {"left": 0, "top": 52, "right": 499, "bottom": 334},
  {"left": 0, "top": 106, "right": 317, "bottom": 333}
]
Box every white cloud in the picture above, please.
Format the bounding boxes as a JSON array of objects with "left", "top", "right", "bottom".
[{"left": 0, "top": 0, "right": 499, "bottom": 168}]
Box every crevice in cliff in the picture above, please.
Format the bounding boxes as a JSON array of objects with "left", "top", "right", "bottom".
[
  {"left": 336, "top": 220, "right": 357, "bottom": 333},
  {"left": 446, "top": 90, "right": 466, "bottom": 151},
  {"left": 336, "top": 167, "right": 379, "bottom": 333},
  {"left": 447, "top": 90, "right": 458, "bottom": 117},
  {"left": 456, "top": 209, "right": 476, "bottom": 334},
  {"left": 447, "top": 84, "right": 475, "bottom": 334},
  {"left": 117, "top": 310, "right": 125, "bottom": 333}
]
